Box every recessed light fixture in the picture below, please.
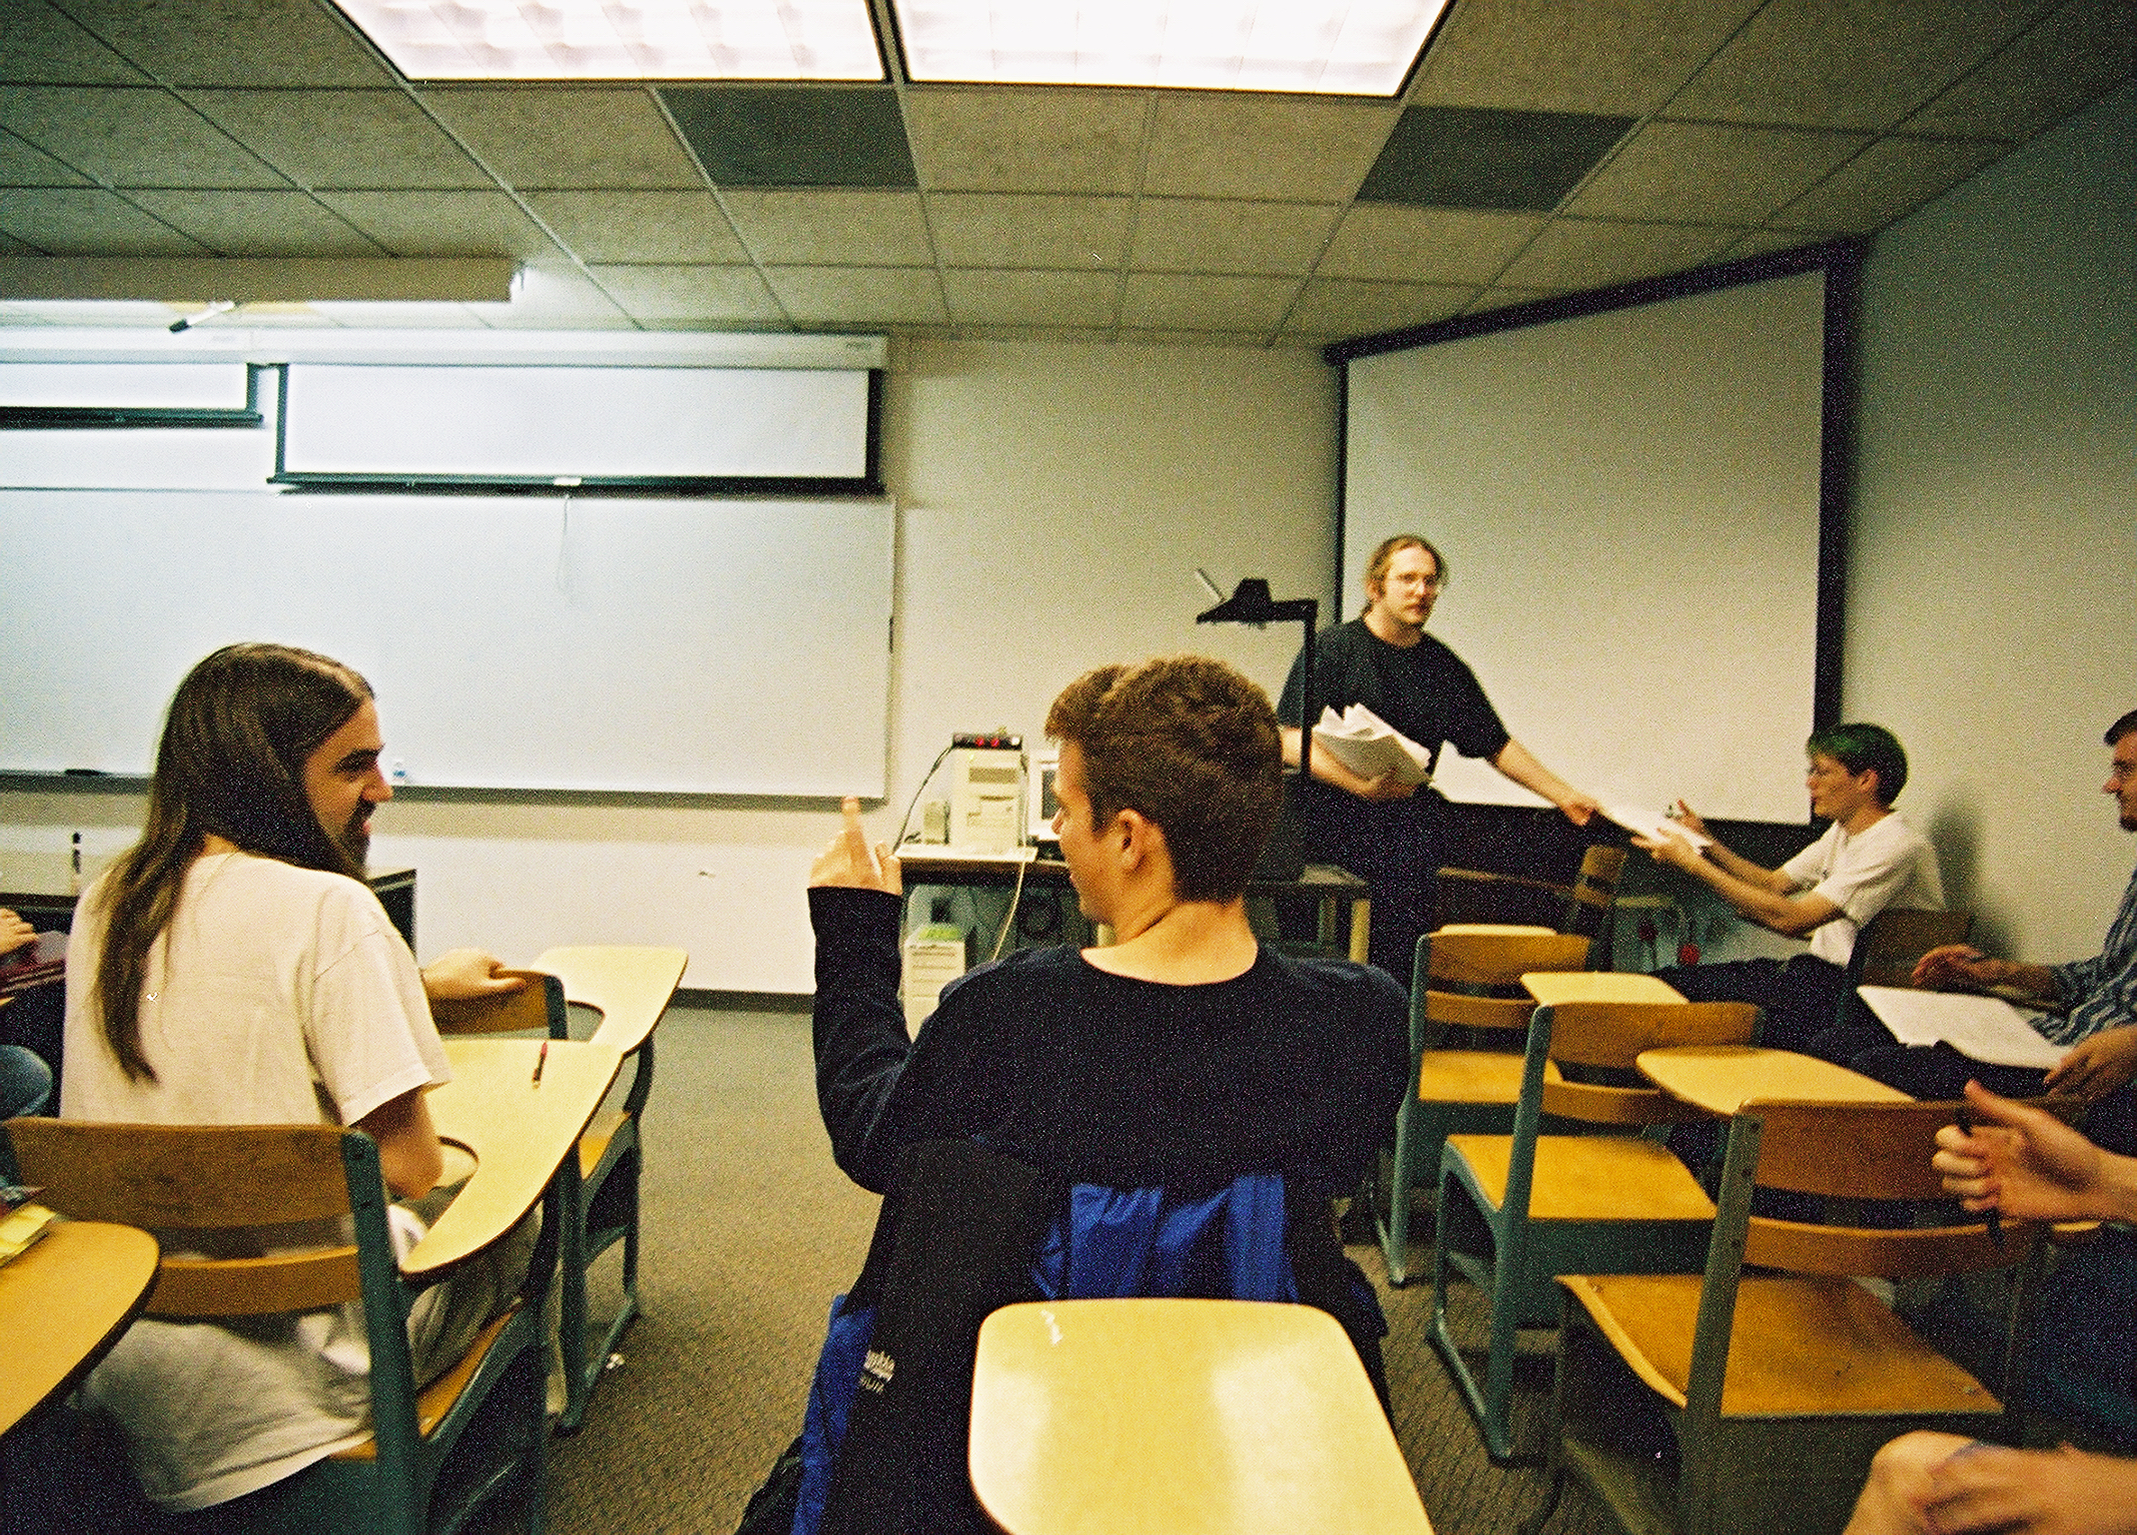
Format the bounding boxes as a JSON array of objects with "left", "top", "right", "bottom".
[
  {"left": 890, "top": 0, "right": 1452, "bottom": 95},
  {"left": 331, "top": 1, "right": 885, "bottom": 81}
]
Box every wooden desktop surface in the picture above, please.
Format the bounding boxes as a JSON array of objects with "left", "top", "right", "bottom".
[
  {"left": 1, "top": 1220, "right": 159, "bottom": 1435},
  {"left": 1636, "top": 1045, "right": 1913, "bottom": 1117},
  {"left": 532, "top": 945, "right": 687, "bottom": 1056},
  {"left": 1523, "top": 971, "right": 1686, "bottom": 1007},
  {"left": 409, "top": 1036, "right": 622, "bottom": 1279},
  {"left": 970, "top": 1298, "right": 1433, "bottom": 1535}
]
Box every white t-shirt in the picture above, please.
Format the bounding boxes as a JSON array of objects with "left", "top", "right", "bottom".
[
  {"left": 62, "top": 851, "right": 452, "bottom": 1512},
  {"left": 1779, "top": 812, "right": 1945, "bottom": 967}
]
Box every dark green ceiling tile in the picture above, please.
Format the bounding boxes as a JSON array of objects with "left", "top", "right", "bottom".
[
  {"left": 1359, "top": 105, "right": 1635, "bottom": 212},
  {"left": 661, "top": 85, "right": 916, "bottom": 189}
]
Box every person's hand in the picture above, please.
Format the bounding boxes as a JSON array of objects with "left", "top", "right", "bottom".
[
  {"left": 810, "top": 797, "right": 902, "bottom": 895},
  {"left": 1931, "top": 1081, "right": 2106, "bottom": 1221},
  {"left": 1558, "top": 792, "right": 1601, "bottom": 827},
  {"left": 1915, "top": 1440, "right": 2137, "bottom": 1535},
  {"left": 1633, "top": 830, "right": 1704, "bottom": 871},
  {"left": 1913, "top": 944, "right": 1990, "bottom": 990},
  {"left": 0, "top": 909, "right": 35, "bottom": 959},
  {"left": 420, "top": 949, "right": 528, "bottom": 1002},
  {"left": 2046, "top": 1025, "right": 2137, "bottom": 1100},
  {"left": 1668, "top": 801, "right": 1711, "bottom": 840},
  {"left": 1351, "top": 770, "right": 1417, "bottom": 803}
]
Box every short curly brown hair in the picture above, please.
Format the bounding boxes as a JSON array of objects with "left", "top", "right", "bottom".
[{"left": 1043, "top": 655, "right": 1281, "bottom": 902}]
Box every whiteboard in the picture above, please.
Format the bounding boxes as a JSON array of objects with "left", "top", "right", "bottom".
[
  {"left": 1340, "top": 266, "right": 1830, "bottom": 824},
  {"left": 0, "top": 489, "right": 894, "bottom": 796}
]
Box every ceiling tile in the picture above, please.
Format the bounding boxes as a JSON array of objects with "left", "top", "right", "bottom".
[
  {"left": 1407, "top": 0, "right": 1764, "bottom": 115},
  {"left": 0, "top": 188, "right": 207, "bottom": 254},
  {"left": 123, "top": 189, "right": 384, "bottom": 255},
  {"left": 56, "top": 0, "right": 399, "bottom": 88},
  {"left": 1496, "top": 215, "right": 1742, "bottom": 288},
  {"left": 184, "top": 89, "right": 492, "bottom": 190},
  {"left": 1769, "top": 135, "right": 2011, "bottom": 231},
  {"left": 1669, "top": 0, "right": 2060, "bottom": 131},
  {"left": 1566, "top": 120, "right": 1870, "bottom": 223},
  {"left": 1282, "top": 277, "right": 1479, "bottom": 340},
  {"left": 1359, "top": 105, "right": 1636, "bottom": 210},
  {"left": 0, "top": 129, "right": 92, "bottom": 187},
  {"left": 1129, "top": 199, "right": 1342, "bottom": 276},
  {"left": 314, "top": 190, "right": 564, "bottom": 257},
  {"left": 1718, "top": 226, "right": 1849, "bottom": 261},
  {"left": 900, "top": 87, "right": 1148, "bottom": 194},
  {"left": 523, "top": 191, "right": 749, "bottom": 263},
  {"left": 662, "top": 86, "right": 915, "bottom": 188},
  {"left": 766, "top": 266, "right": 950, "bottom": 326},
  {"left": 464, "top": 262, "right": 634, "bottom": 328},
  {"left": 1119, "top": 272, "right": 1298, "bottom": 331},
  {"left": 1144, "top": 94, "right": 1396, "bottom": 201},
  {"left": 588, "top": 264, "right": 783, "bottom": 323},
  {"left": 1317, "top": 204, "right": 1545, "bottom": 283},
  {"left": 1118, "top": 329, "right": 1286, "bottom": 349},
  {"left": 1900, "top": 0, "right": 2137, "bottom": 141},
  {"left": 721, "top": 190, "right": 933, "bottom": 265},
  {"left": 418, "top": 87, "right": 703, "bottom": 189},
  {"left": 928, "top": 193, "right": 1130, "bottom": 270},
  {"left": 1, "top": 87, "right": 287, "bottom": 188},
  {"left": 941, "top": 269, "right": 1118, "bottom": 328},
  {"left": 1, "top": 0, "right": 153, "bottom": 85}
]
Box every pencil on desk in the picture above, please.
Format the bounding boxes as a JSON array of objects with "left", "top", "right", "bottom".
[{"left": 532, "top": 1038, "right": 548, "bottom": 1086}]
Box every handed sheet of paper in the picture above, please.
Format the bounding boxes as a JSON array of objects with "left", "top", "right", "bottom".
[
  {"left": 1310, "top": 705, "right": 1434, "bottom": 786},
  {"left": 1856, "top": 985, "right": 2069, "bottom": 1070},
  {"left": 1602, "top": 803, "right": 1712, "bottom": 851}
]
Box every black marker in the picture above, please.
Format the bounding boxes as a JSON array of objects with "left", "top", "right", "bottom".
[{"left": 1955, "top": 1103, "right": 2002, "bottom": 1247}]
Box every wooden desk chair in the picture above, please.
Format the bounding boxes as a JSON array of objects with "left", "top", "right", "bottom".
[
  {"left": 1561, "top": 845, "right": 1626, "bottom": 953},
  {"left": 1524, "top": 1097, "right": 2072, "bottom": 1535},
  {"left": 531, "top": 945, "right": 687, "bottom": 1432},
  {"left": 1434, "top": 1000, "right": 1760, "bottom": 1462},
  {"left": 3, "top": 1117, "right": 554, "bottom": 1535},
  {"left": 1380, "top": 929, "right": 1593, "bottom": 1286},
  {"left": 970, "top": 1298, "right": 1434, "bottom": 1535},
  {"left": 1847, "top": 907, "right": 1975, "bottom": 991}
]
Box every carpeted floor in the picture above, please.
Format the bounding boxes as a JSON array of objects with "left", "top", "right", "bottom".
[{"left": 532, "top": 1000, "right": 1616, "bottom": 1535}]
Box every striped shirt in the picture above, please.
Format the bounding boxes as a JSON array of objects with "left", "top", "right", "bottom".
[{"left": 2041, "top": 863, "right": 2137, "bottom": 1046}]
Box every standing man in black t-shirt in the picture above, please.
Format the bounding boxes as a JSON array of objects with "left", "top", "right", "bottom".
[{"left": 1277, "top": 534, "right": 1600, "bottom": 983}]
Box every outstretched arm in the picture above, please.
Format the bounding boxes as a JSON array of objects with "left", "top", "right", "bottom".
[
  {"left": 1490, "top": 740, "right": 1598, "bottom": 826},
  {"left": 1634, "top": 802, "right": 1838, "bottom": 937}
]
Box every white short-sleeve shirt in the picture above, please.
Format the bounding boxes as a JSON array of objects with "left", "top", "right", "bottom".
[{"left": 1779, "top": 812, "right": 1945, "bottom": 967}]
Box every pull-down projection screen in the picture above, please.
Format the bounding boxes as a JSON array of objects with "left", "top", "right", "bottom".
[{"left": 1336, "top": 255, "right": 1842, "bottom": 825}]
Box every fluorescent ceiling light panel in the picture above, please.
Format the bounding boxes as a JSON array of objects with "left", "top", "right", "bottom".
[
  {"left": 892, "top": 0, "right": 1451, "bottom": 95},
  {"left": 331, "top": 1, "right": 884, "bottom": 81}
]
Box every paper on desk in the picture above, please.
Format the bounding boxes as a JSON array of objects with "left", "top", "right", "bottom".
[
  {"left": 1856, "top": 985, "right": 2070, "bottom": 1070},
  {"left": 1603, "top": 803, "right": 1712, "bottom": 851},
  {"left": 1310, "top": 705, "right": 1434, "bottom": 785}
]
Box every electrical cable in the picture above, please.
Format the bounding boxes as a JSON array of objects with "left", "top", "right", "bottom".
[{"left": 895, "top": 742, "right": 957, "bottom": 847}]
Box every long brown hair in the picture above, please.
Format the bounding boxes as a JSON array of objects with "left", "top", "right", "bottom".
[{"left": 91, "top": 644, "right": 373, "bottom": 1083}]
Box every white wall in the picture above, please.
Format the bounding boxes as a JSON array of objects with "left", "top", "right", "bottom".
[
  {"left": 1846, "top": 81, "right": 2137, "bottom": 960},
  {"left": 0, "top": 339, "right": 1334, "bottom": 992}
]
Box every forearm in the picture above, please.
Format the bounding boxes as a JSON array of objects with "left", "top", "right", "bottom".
[
  {"left": 809, "top": 886, "right": 914, "bottom": 1193},
  {"left": 1678, "top": 855, "right": 1829, "bottom": 937},
  {"left": 1281, "top": 726, "right": 1381, "bottom": 797},
  {"left": 1489, "top": 740, "right": 1580, "bottom": 811}
]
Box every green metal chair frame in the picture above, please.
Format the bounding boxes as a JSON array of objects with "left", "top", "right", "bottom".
[
  {"left": 5, "top": 1116, "right": 556, "bottom": 1535},
  {"left": 1379, "top": 927, "right": 1592, "bottom": 1286},
  {"left": 1432, "top": 999, "right": 1759, "bottom": 1461},
  {"left": 1524, "top": 1097, "right": 2065, "bottom": 1535}
]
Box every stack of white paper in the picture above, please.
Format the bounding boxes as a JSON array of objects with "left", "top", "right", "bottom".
[
  {"left": 1310, "top": 705, "right": 1434, "bottom": 785},
  {"left": 1856, "top": 985, "right": 2069, "bottom": 1070}
]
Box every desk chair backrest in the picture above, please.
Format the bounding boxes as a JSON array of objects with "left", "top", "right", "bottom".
[
  {"left": 1561, "top": 845, "right": 1627, "bottom": 948},
  {"left": 428, "top": 971, "right": 567, "bottom": 1038},
  {"left": 5, "top": 1118, "right": 371, "bottom": 1320},
  {"left": 1417, "top": 930, "right": 1592, "bottom": 1045},
  {"left": 1847, "top": 908, "right": 1974, "bottom": 991},
  {"left": 1531, "top": 1002, "right": 1760, "bottom": 1128}
]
